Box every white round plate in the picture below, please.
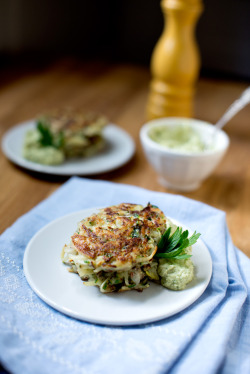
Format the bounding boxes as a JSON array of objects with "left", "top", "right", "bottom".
[
  {"left": 23, "top": 208, "right": 212, "bottom": 326},
  {"left": 2, "top": 121, "right": 135, "bottom": 175}
]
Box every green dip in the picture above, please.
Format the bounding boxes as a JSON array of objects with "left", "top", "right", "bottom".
[
  {"left": 23, "top": 129, "right": 64, "bottom": 165},
  {"left": 158, "top": 257, "right": 194, "bottom": 290},
  {"left": 149, "top": 124, "right": 206, "bottom": 152}
]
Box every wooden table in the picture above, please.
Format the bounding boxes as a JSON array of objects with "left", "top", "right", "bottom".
[{"left": 0, "top": 59, "right": 249, "bottom": 256}]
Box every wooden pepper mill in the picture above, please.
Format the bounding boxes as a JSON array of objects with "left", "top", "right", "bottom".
[{"left": 146, "top": 0, "right": 203, "bottom": 120}]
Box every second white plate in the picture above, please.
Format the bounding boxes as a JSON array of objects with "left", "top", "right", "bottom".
[
  {"left": 23, "top": 208, "right": 212, "bottom": 326},
  {"left": 2, "top": 121, "right": 135, "bottom": 175}
]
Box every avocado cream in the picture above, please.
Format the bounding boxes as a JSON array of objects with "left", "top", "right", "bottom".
[
  {"left": 23, "top": 129, "right": 64, "bottom": 165},
  {"left": 149, "top": 124, "right": 206, "bottom": 153}
]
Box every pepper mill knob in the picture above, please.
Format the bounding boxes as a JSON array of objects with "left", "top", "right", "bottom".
[{"left": 146, "top": 0, "right": 203, "bottom": 120}]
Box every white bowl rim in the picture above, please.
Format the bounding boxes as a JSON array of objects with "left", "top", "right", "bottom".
[{"left": 140, "top": 117, "right": 230, "bottom": 158}]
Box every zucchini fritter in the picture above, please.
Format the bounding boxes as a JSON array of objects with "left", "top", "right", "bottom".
[{"left": 62, "top": 203, "right": 166, "bottom": 292}]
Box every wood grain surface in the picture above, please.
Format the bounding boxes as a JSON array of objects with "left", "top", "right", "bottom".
[{"left": 0, "top": 59, "right": 249, "bottom": 256}]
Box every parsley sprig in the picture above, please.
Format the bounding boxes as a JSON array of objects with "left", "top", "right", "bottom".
[
  {"left": 37, "top": 120, "right": 64, "bottom": 149},
  {"left": 155, "top": 227, "right": 201, "bottom": 260},
  {"left": 37, "top": 121, "right": 53, "bottom": 146}
]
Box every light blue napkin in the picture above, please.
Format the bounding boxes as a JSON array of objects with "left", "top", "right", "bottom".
[{"left": 0, "top": 177, "right": 249, "bottom": 374}]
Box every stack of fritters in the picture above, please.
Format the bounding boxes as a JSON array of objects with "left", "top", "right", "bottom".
[
  {"left": 23, "top": 108, "right": 107, "bottom": 165},
  {"left": 38, "top": 108, "right": 107, "bottom": 158},
  {"left": 62, "top": 203, "right": 167, "bottom": 292}
]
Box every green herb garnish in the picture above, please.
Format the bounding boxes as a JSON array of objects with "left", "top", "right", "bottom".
[
  {"left": 37, "top": 121, "right": 53, "bottom": 146},
  {"left": 37, "top": 120, "right": 64, "bottom": 149},
  {"left": 155, "top": 227, "right": 201, "bottom": 260}
]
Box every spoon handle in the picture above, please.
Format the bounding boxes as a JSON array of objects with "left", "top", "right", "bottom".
[{"left": 215, "top": 86, "right": 250, "bottom": 130}]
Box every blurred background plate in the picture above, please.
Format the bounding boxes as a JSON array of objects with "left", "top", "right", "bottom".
[{"left": 2, "top": 121, "right": 135, "bottom": 175}]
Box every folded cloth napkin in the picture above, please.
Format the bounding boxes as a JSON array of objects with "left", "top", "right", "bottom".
[{"left": 0, "top": 177, "right": 249, "bottom": 374}]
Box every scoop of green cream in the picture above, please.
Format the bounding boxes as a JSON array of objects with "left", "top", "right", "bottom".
[
  {"left": 149, "top": 124, "right": 206, "bottom": 152},
  {"left": 23, "top": 146, "right": 64, "bottom": 165},
  {"left": 158, "top": 257, "right": 194, "bottom": 290},
  {"left": 23, "top": 129, "right": 64, "bottom": 165}
]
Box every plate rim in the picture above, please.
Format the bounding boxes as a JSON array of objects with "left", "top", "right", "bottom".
[
  {"left": 2, "top": 120, "right": 135, "bottom": 175},
  {"left": 23, "top": 208, "right": 213, "bottom": 326}
]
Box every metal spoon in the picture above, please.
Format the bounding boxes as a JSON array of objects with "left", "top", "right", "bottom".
[
  {"left": 214, "top": 86, "right": 250, "bottom": 131},
  {"left": 207, "top": 86, "right": 250, "bottom": 149}
]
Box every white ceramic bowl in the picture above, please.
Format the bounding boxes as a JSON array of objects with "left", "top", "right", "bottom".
[{"left": 140, "top": 117, "right": 230, "bottom": 192}]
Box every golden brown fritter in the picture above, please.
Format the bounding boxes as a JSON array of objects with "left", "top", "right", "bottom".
[{"left": 71, "top": 203, "right": 166, "bottom": 270}]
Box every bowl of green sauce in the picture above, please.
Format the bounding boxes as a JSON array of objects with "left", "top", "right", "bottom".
[{"left": 140, "top": 117, "right": 230, "bottom": 191}]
